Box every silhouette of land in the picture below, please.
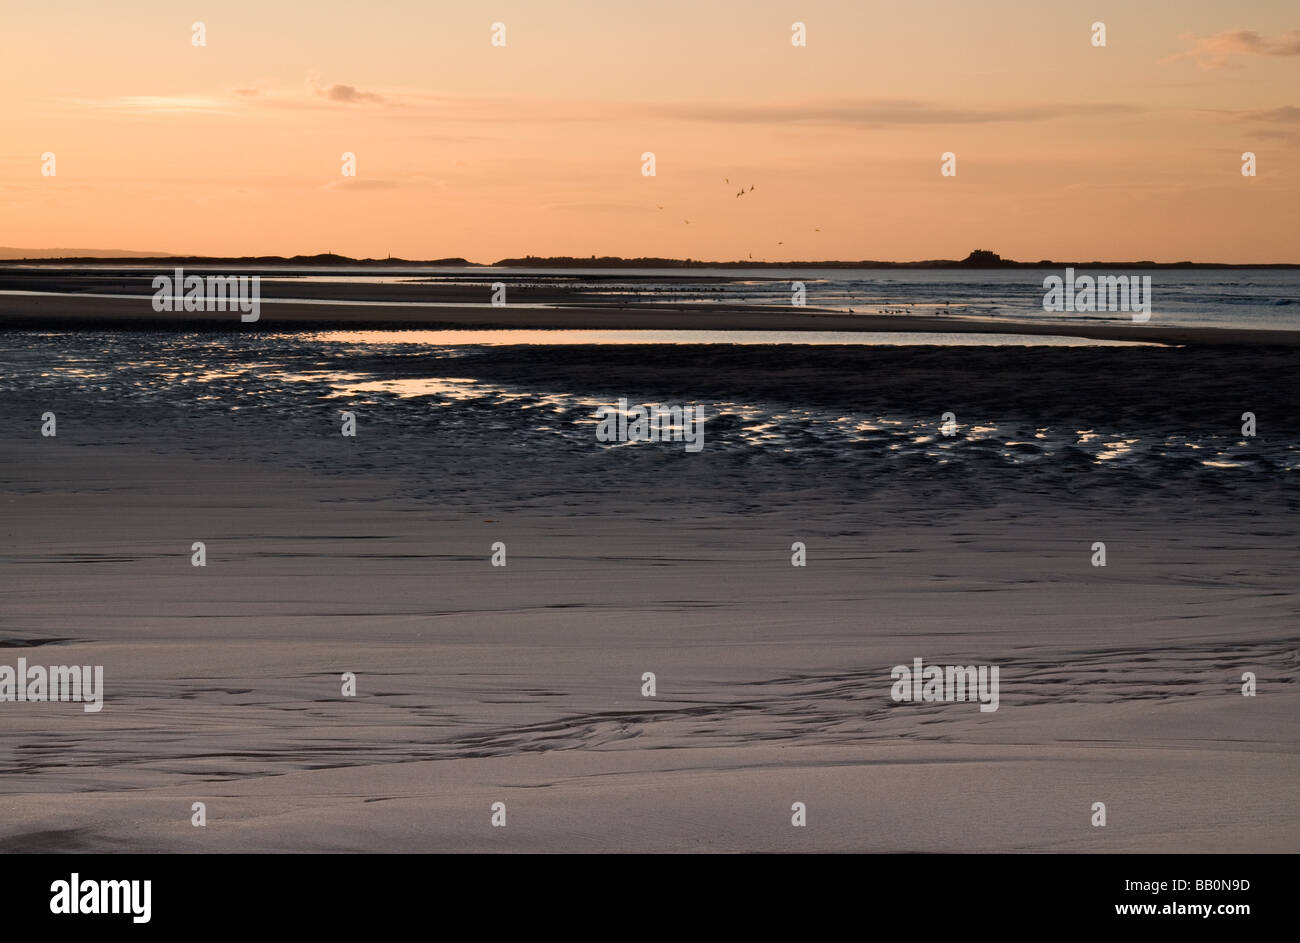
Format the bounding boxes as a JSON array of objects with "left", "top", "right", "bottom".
[{"left": 1, "top": 249, "right": 1296, "bottom": 269}]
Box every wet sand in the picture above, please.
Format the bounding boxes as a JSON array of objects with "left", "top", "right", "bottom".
[
  {"left": 0, "top": 439, "right": 1295, "bottom": 852},
  {"left": 0, "top": 334, "right": 1296, "bottom": 852},
  {"left": 3, "top": 286, "right": 1299, "bottom": 346}
]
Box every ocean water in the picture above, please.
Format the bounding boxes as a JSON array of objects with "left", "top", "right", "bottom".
[
  {"left": 448, "top": 267, "right": 1300, "bottom": 331},
  {"left": 278, "top": 266, "right": 1300, "bottom": 331}
]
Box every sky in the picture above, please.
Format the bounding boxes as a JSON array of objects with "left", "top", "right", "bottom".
[{"left": 2, "top": 0, "right": 1297, "bottom": 262}]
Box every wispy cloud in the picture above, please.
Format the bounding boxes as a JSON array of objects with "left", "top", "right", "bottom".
[
  {"left": 311, "top": 79, "right": 384, "bottom": 105},
  {"left": 79, "top": 95, "right": 232, "bottom": 115},
  {"left": 1228, "top": 105, "right": 1300, "bottom": 144},
  {"left": 70, "top": 81, "right": 1148, "bottom": 130},
  {"left": 627, "top": 100, "right": 1143, "bottom": 127},
  {"left": 1236, "top": 105, "right": 1300, "bottom": 123},
  {"left": 1162, "top": 29, "right": 1300, "bottom": 70},
  {"left": 325, "top": 178, "right": 399, "bottom": 190}
]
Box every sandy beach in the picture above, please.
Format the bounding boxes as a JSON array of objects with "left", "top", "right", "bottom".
[{"left": 1, "top": 330, "right": 1296, "bottom": 852}]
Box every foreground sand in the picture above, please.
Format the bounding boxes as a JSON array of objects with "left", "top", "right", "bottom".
[
  {"left": 0, "top": 337, "right": 1296, "bottom": 852},
  {"left": 1, "top": 442, "right": 1295, "bottom": 852}
]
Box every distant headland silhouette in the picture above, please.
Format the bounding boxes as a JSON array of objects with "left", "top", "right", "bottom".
[{"left": 1, "top": 248, "right": 1295, "bottom": 269}]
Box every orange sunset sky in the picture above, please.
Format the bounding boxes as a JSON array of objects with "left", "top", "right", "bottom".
[{"left": 2, "top": 1, "right": 1298, "bottom": 262}]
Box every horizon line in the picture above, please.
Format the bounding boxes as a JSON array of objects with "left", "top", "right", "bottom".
[{"left": 3, "top": 251, "right": 1299, "bottom": 269}]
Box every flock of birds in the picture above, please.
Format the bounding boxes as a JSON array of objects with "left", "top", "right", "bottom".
[
  {"left": 729, "top": 177, "right": 756, "bottom": 199},
  {"left": 653, "top": 178, "right": 822, "bottom": 253}
]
